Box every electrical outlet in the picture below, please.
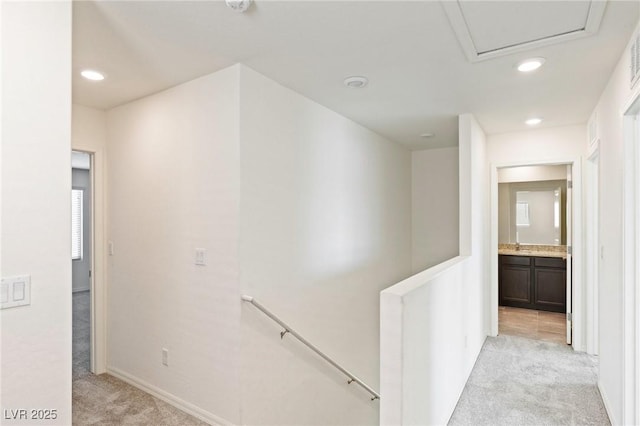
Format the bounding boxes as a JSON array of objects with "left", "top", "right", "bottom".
[
  {"left": 162, "top": 348, "right": 169, "bottom": 366},
  {"left": 195, "top": 248, "right": 206, "bottom": 266}
]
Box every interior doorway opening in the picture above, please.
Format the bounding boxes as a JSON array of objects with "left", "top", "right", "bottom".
[
  {"left": 495, "top": 164, "right": 572, "bottom": 346},
  {"left": 72, "top": 151, "right": 93, "bottom": 379},
  {"left": 490, "top": 158, "right": 587, "bottom": 352}
]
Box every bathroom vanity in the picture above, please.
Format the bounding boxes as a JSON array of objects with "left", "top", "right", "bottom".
[{"left": 498, "top": 245, "right": 567, "bottom": 313}]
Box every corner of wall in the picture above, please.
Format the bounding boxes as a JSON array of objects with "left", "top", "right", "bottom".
[{"left": 2, "top": 1, "right": 73, "bottom": 424}]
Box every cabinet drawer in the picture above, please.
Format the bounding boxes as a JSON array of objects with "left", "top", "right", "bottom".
[
  {"left": 501, "top": 255, "right": 531, "bottom": 266},
  {"left": 534, "top": 257, "right": 566, "bottom": 268}
]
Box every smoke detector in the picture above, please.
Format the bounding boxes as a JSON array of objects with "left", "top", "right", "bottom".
[
  {"left": 343, "top": 76, "right": 368, "bottom": 88},
  {"left": 225, "top": 0, "right": 252, "bottom": 13}
]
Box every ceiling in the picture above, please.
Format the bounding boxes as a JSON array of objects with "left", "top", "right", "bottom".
[{"left": 73, "top": 1, "right": 640, "bottom": 150}]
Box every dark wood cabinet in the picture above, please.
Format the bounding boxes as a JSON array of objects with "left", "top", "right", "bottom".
[{"left": 499, "top": 255, "right": 566, "bottom": 313}]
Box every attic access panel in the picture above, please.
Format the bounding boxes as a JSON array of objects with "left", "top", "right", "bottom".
[{"left": 443, "top": 0, "right": 606, "bottom": 62}]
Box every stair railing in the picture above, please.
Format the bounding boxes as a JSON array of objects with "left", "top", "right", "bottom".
[{"left": 241, "top": 295, "right": 380, "bottom": 401}]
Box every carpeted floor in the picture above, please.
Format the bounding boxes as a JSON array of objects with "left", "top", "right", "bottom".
[
  {"left": 449, "top": 334, "right": 610, "bottom": 426},
  {"left": 72, "top": 291, "right": 208, "bottom": 425},
  {"left": 73, "top": 291, "right": 92, "bottom": 381},
  {"left": 73, "top": 374, "right": 209, "bottom": 425}
]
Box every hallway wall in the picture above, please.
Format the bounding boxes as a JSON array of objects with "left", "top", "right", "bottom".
[
  {"left": 1, "top": 2, "right": 73, "bottom": 424},
  {"left": 238, "top": 66, "right": 412, "bottom": 425},
  {"left": 106, "top": 66, "right": 242, "bottom": 424},
  {"left": 487, "top": 125, "right": 585, "bottom": 163},
  {"left": 411, "top": 147, "right": 459, "bottom": 273},
  {"left": 104, "top": 64, "right": 412, "bottom": 425},
  {"left": 589, "top": 17, "right": 640, "bottom": 425}
]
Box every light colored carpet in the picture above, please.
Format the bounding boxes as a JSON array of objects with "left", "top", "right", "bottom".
[
  {"left": 72, "top": 291, "right": 207, "bottom": 425},
  {"left": 73, "top": 373, "right": 209, "bottom": 425},
  {"left": 449, "top": 335, "right": 609, "bottom": 426},
  {"left": 73, "top": 291, "right": 91, "bottom": 381}
]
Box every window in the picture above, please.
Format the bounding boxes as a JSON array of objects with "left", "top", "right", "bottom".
[
  {"left": 72, "top": 189, "right": 83, "bottom": 260},
  {"left": 516, "top": 201, "right": 530, "bottom": 227}
]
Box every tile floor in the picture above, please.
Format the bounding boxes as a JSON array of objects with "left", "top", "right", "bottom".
[{"left": 499, "top": 306, "right": 567, "bottom": 345}]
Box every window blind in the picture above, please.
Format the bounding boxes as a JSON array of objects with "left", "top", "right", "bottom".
[{"left": 72, "top": 189, "right": 83, "bottom": 260}]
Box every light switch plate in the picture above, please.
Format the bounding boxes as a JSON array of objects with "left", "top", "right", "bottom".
[{"left": 1, "top": 275, "right": 31, "bottom": 309}]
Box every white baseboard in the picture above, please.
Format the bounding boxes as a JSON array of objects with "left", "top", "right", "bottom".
[
  {"left": 107, "top": 366, "right": 234, "bottom": 426},
  {"left": 598, "top": 380, "right": 616, "bottom": 425}
]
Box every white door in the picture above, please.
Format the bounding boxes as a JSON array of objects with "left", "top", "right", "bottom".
[{"left": 566, "top": 165, "right": 573, "bottom": 345}]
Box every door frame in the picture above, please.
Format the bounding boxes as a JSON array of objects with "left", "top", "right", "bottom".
[
  {"left": 585, "top": 149, "right": 599, "bottom": 355},
  {"left": 566, "top": 164, "right": 573, "bottom": 345},
  {"left": 489, "top": 157, "right": 584, "bottom": 351},
  {"left": 71, "top": 149, "right": 107, "bottom": 375},
  {"left": 622, "top": 91, "right": 640, "bottom": 426}
]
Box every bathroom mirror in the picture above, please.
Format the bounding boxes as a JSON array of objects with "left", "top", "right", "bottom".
[{"left": 498, "top": 180, "right": 566, "bottom": 246}]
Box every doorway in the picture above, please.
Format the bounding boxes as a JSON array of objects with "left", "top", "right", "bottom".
[
  {"left": 72, "top": 151, "right": 92, "bottom": 379},
  {"left": 495, "top": 164, "right": 571, "bottom": 345},
  {"left": 490, "top": 158, "right": 585, "bottom": 350}
]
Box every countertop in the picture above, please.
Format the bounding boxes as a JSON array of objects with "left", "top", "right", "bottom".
[{"left": 498, "top": 244, "right": 567, "bottom": 259}]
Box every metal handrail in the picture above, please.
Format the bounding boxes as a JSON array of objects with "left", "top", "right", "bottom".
[{"left": 241, "top": 295, "right": 380, "bottom": 401}]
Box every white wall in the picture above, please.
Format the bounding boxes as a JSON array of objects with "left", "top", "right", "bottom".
[
  {"left": 106, "top": 66, "right": 242, "bottom": 424},
  {"left": 380, "top": 114, "right": 489, "bottom": 425},
  {"left": 238, "top": 65, "right": 412, "bottom": 425},
  {"left": 498, "top": 164, "right": 567, "bottom": 183},
  {"left": 411, "top": 147, "right": 459, "bottom": 273},
  {"left": 589, "top": 17, "right": 640, "bottom": 425},
  {"left": 488, "top": 125, "right": 586, "bottom": 164},
  {"left": 104, "top": 64, "right": 412, "bottom": 425},
  {"left": 73, "top": 105, "right": 107, "bottom": 151},
  {"left": 1, "top": 2, "right": 73, "bottom": 424}
]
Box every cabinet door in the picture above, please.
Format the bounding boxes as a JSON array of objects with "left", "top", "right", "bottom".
[
  {"left": 534, "top": 268, "right": 566, "bottom": 312},
  {"left": 500, "top": 265, "right": 532, "bottom": 305}
]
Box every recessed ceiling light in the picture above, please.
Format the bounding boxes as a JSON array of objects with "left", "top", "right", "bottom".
[
  {"left": 81, "top": 69, "right": 105, "bottom": 81},
  {"left": 420, "top": 133, "right": 435, "bottom": 138},
  {"left": 516, "top": 57, "right": 546, "bottom": 73},
  {"left": 343, "top": 76, "right": 368, "bottom": 88},
  {"left": 525, "top": 117, "right": 543, "bottom": 126}
]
